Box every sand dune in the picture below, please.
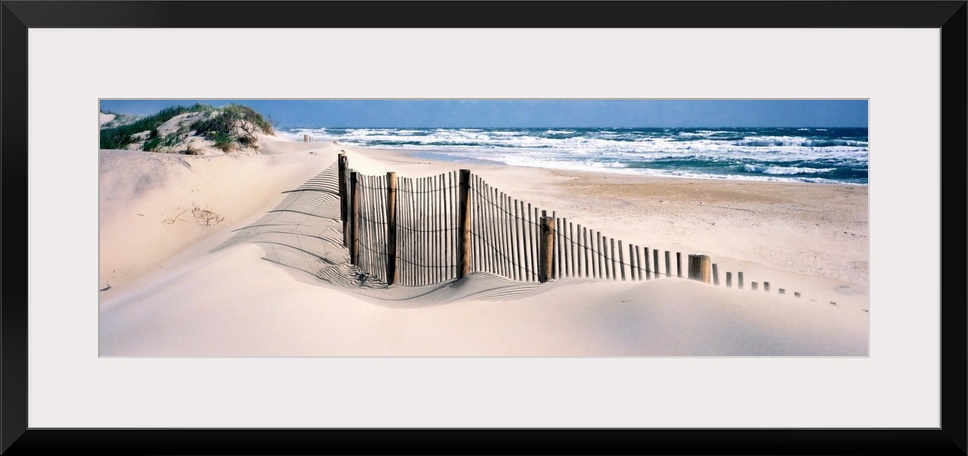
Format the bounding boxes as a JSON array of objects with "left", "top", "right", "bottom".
[{"left": 98, "top": 135, "right": 869, "bottom": 356}]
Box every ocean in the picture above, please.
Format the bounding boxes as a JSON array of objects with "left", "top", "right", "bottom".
[{"left": 284, "top": 127, "right": 869, "bottom": 185}]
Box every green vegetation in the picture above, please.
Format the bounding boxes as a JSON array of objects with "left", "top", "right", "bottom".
[
  {"left": 99, "top": 103, "right": 275, "bottom": 153},
  {"left": 100, "top": 104, "right": 204, "bottom": 150},
  {"left": 189, "top": 104, "right": 275, "bottom": 151}
]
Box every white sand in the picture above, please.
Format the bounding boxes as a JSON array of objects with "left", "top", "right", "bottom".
[{"left": 99, "top": 136, "right": 869, "bottom": 356}]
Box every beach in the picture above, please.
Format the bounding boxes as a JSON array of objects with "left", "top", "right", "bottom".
[{"left": 98, "top": 135, "right": 869, "bottom": 356}]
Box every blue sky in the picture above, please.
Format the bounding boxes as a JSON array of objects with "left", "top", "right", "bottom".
[{"left": 99, "top": 99, "right": 868, "bottom": 128}]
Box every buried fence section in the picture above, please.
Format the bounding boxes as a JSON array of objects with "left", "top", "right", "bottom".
[{"left": 337, "top": 158, "right": 803, "bottom": 295}]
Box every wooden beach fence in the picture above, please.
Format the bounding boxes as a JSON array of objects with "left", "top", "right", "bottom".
[{"left": 336, "top": 155, "right": 804, "bottom": 297}]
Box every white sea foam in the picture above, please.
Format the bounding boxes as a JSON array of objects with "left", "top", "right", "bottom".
[
  {"left": 744, "top": 164, "right": 836, "bottom": 175},
  {"left": 288, "top": 127, "right": 867, "bottom": 184}
]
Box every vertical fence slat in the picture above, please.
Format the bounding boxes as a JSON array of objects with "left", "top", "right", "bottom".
[
  {"left": 357, "top": 173, "right": 365, "bottom": 271},
  {"left": 364, "top": 175, "right": 372, "bottom": 278},
  {"left": 615, "top": 238, "right": 622, "bottom": 281},
  {"left": 476, "top": 177, "right": 486, "bottom": 274},
  {"left": 665, "top": 251, "right": 671, "bottom": 278},
  {"left": 479, "top": 178, "right": 486, "bottom": 274},
  {"left": 554, "top": 215, "right": 561, "bottom": 279},
  {"left": 487, "top": 180, "right": 499, "bottom": 276},
  {"left": 405, "top": 176, "right": 413, "bottom": 285},
  {"left": 497, "top": 189, "right": 509, "bottom": 279},
  {"left": 618, "top": 241, "right": 635, "bottom": 280},
  {"left": 452, "top": 172, "right": 458, "bottom": 280},
  {"left": 482, "top": 178, "right": 493, "bottom": 276},
  {"left": 485, "top": 183, "right": 496, "bottom": 277},
  {"left": 605, "top": 236, "right": 612, "bottom": 280},
  {"left": 524, "top": 201, "right": 532, "bottom": 281},
  {"left": 644, "top": 247, "right": 651, "bottom": 280},
  {"left": 532, "top": 206, "right": 540, "bottom": 281},
  {"left": 399, "top": 177, "right": 405, "bottom": 285},
  {"left": 576, "top": 224, "right": 584, "bottom": 278},
  {"left": 361, "top": 174, "right": 369, "bottom": 273},
  {"left": 514, "top": 199, "right": 523, "bottom": 281},
  {"left": 441, "top": 174, "right": 449, "bottom": 282},
  {"left": 483, "top": 178, "right": 491, "bottom": 275},
  {"left": 712, "top": 263, "right": 719, "bottom": 285},
  {"left": 506, "top": 194, "right": 516, "bottom": 280},
  {"left": 569, "top": 222, "right": 576, "bottom": 278},
  {"left": 375, "top": 175, "right": 384, "bottom": 280},
  {"left": 432, "top": 175, "right": 438, "bottom": 283},
  {"left": 425, "top": 177, "right": 432, "bottom": 284},
  {"left": 411, "top": 177, "right": 419, "bottom": 285},
  {"left": 595, "top": 231, "right": 605, "bottom": 278},
  {"left": 635, "top": 245, "right": 643, "bottom": 281},
  {"left": 580, "top": 226, "right": 589, "bottom": 278},
  {"left": 471, "top": 176, "right": 479, "bottom": 273},
  {"left": 409, "top": 178, "right": 422, "bottom": 286},
  {"left": 575, "top": 224, "right": 583, "bottom": 277},
  {"left": 438, "top": 174, "right": 446, "bottom": 283},
  {"left": 425, "top": 176, "right": 432, "bottom": 284},
  {"left": 558, "top": 217, "right": 566, "bottom": 278},
  {"left": 369, "top": 175, "right": 377, "bottom": 277},
  {"left": 414, "top": 176, "right": 420, "bottom": 285},
  {"left": 375, "top": 175, "right": 384, "bottom": 279},
  {"left": 524, "top": 202, "right": 533, "bottom": 281},
  {"left": 414, "top": 177, "right": 422, "bottom": 285},
  {"left": 407, "top": 177, "right": 415, "bottom": 285},
  {"left": 502, "top": 191, "right": 511, "bottom": 279}
]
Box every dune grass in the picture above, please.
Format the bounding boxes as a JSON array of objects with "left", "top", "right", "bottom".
[{"left": 99, "top": 103, "right": 275, "bottom": 152}]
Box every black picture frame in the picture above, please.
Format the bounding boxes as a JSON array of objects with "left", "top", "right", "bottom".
[{"left": 2, "top": 1, "right": 965, "bottom": 455}]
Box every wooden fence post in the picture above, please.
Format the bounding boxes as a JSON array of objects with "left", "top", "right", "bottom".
[
  {"left": 350, "top": 171, "right": 360, "bottom": 265},
  {"left": 457, "top": 169, "right": 471, "bottom": 279},
  {"left": 385, "top": 172, "right": 398, "bottom": 285},
  {"left": 726, "top": 271, "right": 732, "bottom": 287},
  {"left": 676, "top": 252, "right": 683, "bottom": 278},
  {"left": 699, "top": 255, "right": 711, "bottom": 283},
  {"left": 686, "top": 254, "right": 711, "bottom": 283},
  {"left": 539, "top": 216, "right": 555, "bottom": 283},
  {"left": 738, "top": 272, "right": 744, "bottom": 289},
  {"left": 764, "top": 282, "right": 770, "bottom": 292},
  {"left": 338, "top": 154, "right": 348, "bottom": 247},
  {"left": 712, "top": 263, "right": 719, "bottom": 285}
]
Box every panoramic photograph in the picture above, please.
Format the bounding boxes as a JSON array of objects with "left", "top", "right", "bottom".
[{"left": 98, "top": 99, "right": 869, "bottom": 356}]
